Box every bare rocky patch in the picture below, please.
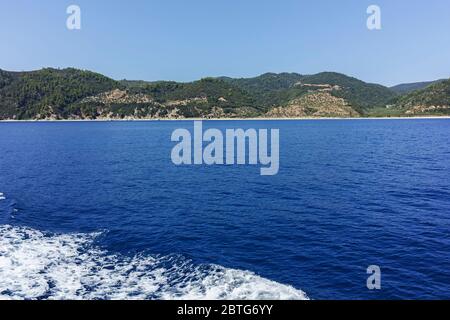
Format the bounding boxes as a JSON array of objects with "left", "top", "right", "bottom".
[{"left": 266, "top": 92, "right": 360, "bottom": 118}]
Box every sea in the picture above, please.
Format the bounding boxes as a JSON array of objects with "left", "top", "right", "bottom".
[{"left": 1, "top": 119, "right": 449, "bottom": 300}]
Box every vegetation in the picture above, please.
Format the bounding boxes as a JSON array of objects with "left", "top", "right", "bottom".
[
  {"left": 390, "top": 80, "right": 445, "bottom": 94},
  {"left": 299, "top": 72, "right": 397, "bottom": 111},
  {"left": 130, "top": 78, "right": 256, "bottom": 107},
  {"left": 220, "top": 72, "right": 397, "bottom": 113},
  {"left": 0, "top": 68, "right": 118, "bottom": 119},
  {"left": 391, "top": 79, "right": 450, "bottom": 115},
  {"left": 0, "top": 67, "right": 448, "bottom": 119}
]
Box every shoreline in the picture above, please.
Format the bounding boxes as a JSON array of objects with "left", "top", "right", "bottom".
[{"left": 1, "top": 116, "right": 450, "bottom": 122}]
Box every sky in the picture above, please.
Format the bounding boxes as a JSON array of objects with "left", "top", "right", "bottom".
[{"left": 0, "top": 0, "right": 449, "bottom": 86}]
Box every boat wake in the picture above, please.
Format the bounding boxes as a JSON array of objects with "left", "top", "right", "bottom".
[{"left": 0, "top": 225, "right": 309, "bottom": 300}]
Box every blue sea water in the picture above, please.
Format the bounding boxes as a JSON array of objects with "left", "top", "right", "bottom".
[{"left": 0, "top": 119, "right": 450, "bottom": 300}]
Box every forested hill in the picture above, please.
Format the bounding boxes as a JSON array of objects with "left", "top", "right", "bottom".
[
  {"left": 390, "top": 80, "right": 445, "bottom": 94},
  {"left": 0, "top": 67, "right": 448, "bottom": 119},
  {"left": 390, "top": 79, "right": 450, "bottom": 115},
  {"left": 0, "top": 68, "right": 118, "bottom": 119},
  {"left": 219, "top": 72, "right": 396, "bottom": 113}
]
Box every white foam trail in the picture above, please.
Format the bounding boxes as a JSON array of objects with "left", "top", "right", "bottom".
[{"left": 0, "top": 225, "right": 309, "bottom": 300}]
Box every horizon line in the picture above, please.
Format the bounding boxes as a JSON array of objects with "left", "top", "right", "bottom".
[{"left": 1, "top": 65, "right": 448, "bottom": 88}]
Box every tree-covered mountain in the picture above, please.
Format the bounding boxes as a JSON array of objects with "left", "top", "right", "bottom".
[
  {"left": 220, "top": 72, "right": 396, "bottom": 113},
  {"left": 390, "top": 80, "right": 445, "bottom": 94},
  {"left": 299, "top": 72, "right": 397, "bottom": 112},
  {"left": 0, "top": 68, "right": 119, "bottom": 119},
  {"left": 390, "top": 79, "right": 450, "bottom": 115},
  {"left": 219, "top": 72, "right": 304, "bottom": 107},
  {"left": 0, "top": 69, "right": 258, "bottom": 119},
  {"left": 0, "top": 67, "right": 448, "bottom": 119}
]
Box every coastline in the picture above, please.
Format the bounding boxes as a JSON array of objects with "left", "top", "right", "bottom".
[{"left": 1, "top": 116, "right": 450, "bottom": 122}]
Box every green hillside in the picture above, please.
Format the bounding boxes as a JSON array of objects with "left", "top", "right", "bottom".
[
  {"left": 221, "top": 71, "right": 396, "bottom": 113},
  {"left": 0, "top": 68, "right": 118, "bottom": 119},
  {"left": 390, "top": 80, "right": 445, "bottom": 94},
  {"left": 299, "top": 72, "right": 397, "bottom": 111},
  {"left": 392, "top": 79, "right": 450, "bottom": 115},
  {"left": 0, "top": 67, "right": 448, "bottom": 119}
]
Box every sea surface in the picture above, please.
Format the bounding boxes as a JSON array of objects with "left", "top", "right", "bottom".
[{"left": 1, "top": 119, "right": 450, "bottom": 300}]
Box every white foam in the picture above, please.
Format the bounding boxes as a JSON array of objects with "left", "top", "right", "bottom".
[{"left": 0, "top": 225, "right": 309, "bottom": 300}]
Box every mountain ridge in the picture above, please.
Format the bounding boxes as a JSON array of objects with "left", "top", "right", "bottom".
[
  {"left": 0, "top": 67, "right": 448, "bottom": 120},
  {"left": 390, "top": 79, "right": 446, "bottom": 94}
]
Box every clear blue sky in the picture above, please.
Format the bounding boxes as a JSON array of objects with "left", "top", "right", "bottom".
[{"left": 0, "top": 0, "right": 449, "bottom": 86}]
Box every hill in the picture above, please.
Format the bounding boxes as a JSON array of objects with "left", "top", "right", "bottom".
[
  {"left": 390, "top": 79, "right": 445, "bottom": 94},
  {"left": 0, "top": 67, "right": 448, "bottom": 119},
  {"left": 0, "top": 68, "right": 118, "bottom": 119},
  {"left": 392, "top": 79, "right": 450, "bottom": 115},
  {"left": 0, "top": 69, "right": 259, "bottom": 119},
  {"left": 267, "top": 91, "right": 360, "bottom": 118},
  {"left": 298, "top": 72, "right": 397, "bottom": 112},
  {"left": 220, "top": 72, "right": 396, "bottom": 114},
  {"left": 219, "top": 72, "right": 304, "bottom": 107}
]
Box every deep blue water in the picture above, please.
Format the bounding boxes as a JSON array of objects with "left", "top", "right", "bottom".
[{"left": 1, "top": 119, "right": 450, "bottom": 300}]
